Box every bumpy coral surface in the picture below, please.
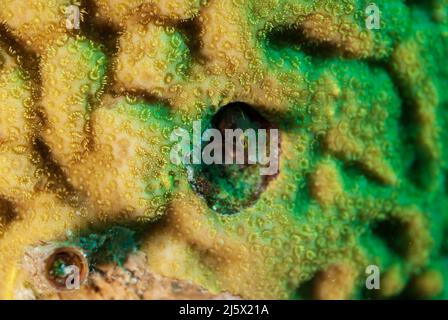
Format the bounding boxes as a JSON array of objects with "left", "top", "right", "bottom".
[{"left": 0, "top": 0, "right": 447, "bottom": 300}]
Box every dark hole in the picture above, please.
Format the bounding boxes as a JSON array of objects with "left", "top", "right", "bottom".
[
  {"left": 294, "top": 276, "right": 315, "bottom": 300},
  {"left": 45, "top": 247, "right": 88, "bottom": 290},
  {"left": 191, "top": 102, "right": 280, "bottom": 215},
  {"left": 371, "top": 219, "right": 407, "bottom": 258},
  {"left": 44, "top": 226, "right": 140, "bottom": 290}
]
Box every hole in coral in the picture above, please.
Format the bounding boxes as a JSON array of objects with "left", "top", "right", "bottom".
[
  {"left": 294, "top": 276, "right": 315, "bottom": 300},
  {"left": 191, "top": 102, "right": 280, "bottom": 215},
  {"left": 371, "top": 219, "right": 409, "bottom": 258},
  {"left": 45, "top": 246, "right": 89, "bottom": 291}
]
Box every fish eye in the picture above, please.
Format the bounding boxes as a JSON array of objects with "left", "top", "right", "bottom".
[{"left": 191, "top": 102, "right": 280, "bottom": 215}]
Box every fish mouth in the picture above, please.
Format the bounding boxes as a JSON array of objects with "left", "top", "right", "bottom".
[{"left": 16, "top": 227, "right": 240, "bottom": 300}]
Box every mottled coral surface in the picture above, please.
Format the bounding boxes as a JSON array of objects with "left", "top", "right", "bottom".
[{"left": 0, "top": 0, "right": 447, "bottom": 300}]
